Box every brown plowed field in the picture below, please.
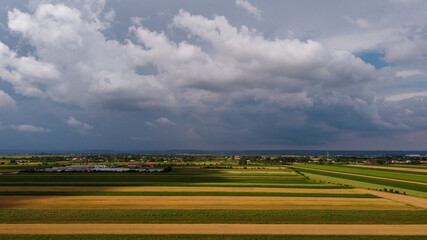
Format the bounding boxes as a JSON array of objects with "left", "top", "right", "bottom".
[
  {"left": 0, "top": 196, "right": 418, "bottom": 210},
  {"left": 0, "top": 224, "right": 425, "bottom": 235},
  {"left": 0, "top": 186, "right": 361, "bottom": 194}
]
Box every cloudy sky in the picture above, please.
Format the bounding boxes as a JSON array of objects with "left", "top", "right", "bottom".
[{"left": 0, "top": 0, "right": 426, "bottom": 151}]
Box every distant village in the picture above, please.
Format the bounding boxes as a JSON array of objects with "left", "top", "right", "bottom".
[{"left": 29, "top": 163, "right": 166, "bottom": 173}]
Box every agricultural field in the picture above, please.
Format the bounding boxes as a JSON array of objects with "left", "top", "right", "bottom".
[
  {"left": 293, "top": 164, "right": 427, "bottom": 197},
  {"left": 0, "top": 158, "right": 426, "bottom": 239}
]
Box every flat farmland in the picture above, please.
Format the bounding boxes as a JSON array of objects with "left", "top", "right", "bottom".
[
  {"left": 294, "top": 165, "right": 427, "bottom": 197},
  {"left": 0, "top": 166, "right": 425, "bottom": 239}
]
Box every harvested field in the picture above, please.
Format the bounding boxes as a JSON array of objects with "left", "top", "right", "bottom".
[
  {"left": 0, "top": 186, "right": 362, "bottom": 193},
  {"left": 348, "top": 165, "right": 427, "bottom": 174},
  {"left": 0, "top": 235, "right": 425, "bottom": 240},
  {"left": 0, "top": 196, "right": 419, "bottom": 210},
  {"left": 0, "top": 224, "right": 425, "bottom": 235}
]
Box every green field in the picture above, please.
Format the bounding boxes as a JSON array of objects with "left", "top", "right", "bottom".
[
  {"left": 0, "top": 209, "right": 424, "bottom": 224},
  {"left": 0, "top": 160, "right": 425, "bottom": 238},
  {"left": 345, "top": 166, "right": 427, "bottom": 176},
  {"left": 294, "top": 166, "right": 427, "bottom": 197},
  {"left": 299, "top": 165, "right": 427, "bottom": 183},
  {"left": 0, "top": 169, "right": 345, "bottom": 188}
]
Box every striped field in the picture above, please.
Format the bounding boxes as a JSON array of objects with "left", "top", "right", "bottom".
[{"left": 0, "top": 166, "right": 425, "bottom": 239}]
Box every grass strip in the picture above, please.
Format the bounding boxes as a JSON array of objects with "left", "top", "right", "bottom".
[
  {"left": 0, "top": 191, "right": 378, "bottom": 198},
  {"left": 0, "top": 235, "right": 425, "bottom": 240},
  {"left": 296, "top": 167, "right": 427, "bottom": 193},
  {"left": 301, "top": 165, "right": 427, "bottom": 183},
  {"left": 0, "top": 209, "right": 425, "bottom": 224}
]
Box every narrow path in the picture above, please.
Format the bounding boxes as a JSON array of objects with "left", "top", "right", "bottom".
[
  {"left": 356, "top": 189, "right": 427, "bottom": 209},
  {"left": 294, "top": 166, "right": 427, "bottom": 186},
  {"left": 0, "top": 224, "right": 425, "bottom": 235},
  {"left": 347, "top": 165, "right": 427, "bottom": 173}
]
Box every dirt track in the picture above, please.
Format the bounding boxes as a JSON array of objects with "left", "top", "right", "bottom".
[
  {"left": 295, "top": 166, "right": 427, "bottom": 186},
  {"left": 348, "top": 165, "right": 427, "bottom": 173},
  {"left": 0, "top": 186, "right": 362, "bottom": 194},
  {"left": 0, "top": 195, "right": 418, "bottom": 210},
  {"left": 0, "top": 224, "right": 425, "bottom": 235},
  {"left": 357, "top": 189, "right": 427, "bottom": 209}
]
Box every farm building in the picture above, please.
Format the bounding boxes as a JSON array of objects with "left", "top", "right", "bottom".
[
  {"left": 37, "top": 165, "right": 164, "bottom": 172},
  {"left": 128, "top": 163, "right": 155, "bottom": 168}
]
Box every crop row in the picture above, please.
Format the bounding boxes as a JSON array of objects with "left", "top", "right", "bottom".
[{"left": 0, "top": 209, "right": 425, "bottom": 224}]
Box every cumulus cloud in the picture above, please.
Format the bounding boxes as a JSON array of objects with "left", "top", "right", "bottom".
[
  {"left": 1, "top": 1, "right": 422, "bottom": 146},
  {"left": 0, "top": 41, "right": 60, "bottom": 98},
  {"left": 146, "top": 117, "right": 176, "bottom": 127},
  {"left": 66, "top": 116, "right": 93, "bottom": 134},
  {"left": 1, "top": 3, "right": 376, "bottom": 115},
  {"left": 0, "top": 90, "right": 16, "bottom": 109},
  {"left": 9, "top": 124, "right": 51, "bottom": 133},
  {"left": 235, "top": 0, "right": 262, "bottom": 20},
  {"left": 322, "top": 25, "right": 427, "bottom": 65},
  {"left": 5, "top": 3, "right": 175, "bottom": 110}
]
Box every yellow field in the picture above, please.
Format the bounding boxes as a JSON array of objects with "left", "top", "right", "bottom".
[
  {"left": 0, "top": 224, "right": 425, "bottom": 235},
  {"left": 0, "top": 195, "right": 419, "bottom": 210},
  {"left": 0, "top": 186, "right": 363, "bottom": 193}
]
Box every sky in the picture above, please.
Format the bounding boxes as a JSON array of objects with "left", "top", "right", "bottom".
[{"left": 0, "top": 0, "right": 426, "bottom": 151}]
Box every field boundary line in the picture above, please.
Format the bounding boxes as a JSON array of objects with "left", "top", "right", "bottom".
[
  {"left": 0, "top": 224, "right": 426, "bottom": 235},
  {"left": 356, "top": 189, "right": 427, "bottom": 209},
  {"left": 294, "top": 166, "right": 427, "bottom": 186}
]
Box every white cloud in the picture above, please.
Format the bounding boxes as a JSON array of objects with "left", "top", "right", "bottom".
[
  {"left": 235, "top": 0, "right": 262, "bottom": 20},
  {"left": 0, "top": 2, "right": 397, "bottom": 137},
  {"left": 322, "top": 25, "right": 427, "bottom": 64},
  {"left": 145, "top": 121, "right": 157, "bottom": 127},
  {"left": 385, "top": 91, "right": 427, "bottom": 101},
  {"left": 0, "top": 90, "right": 16, "bottom": 109},
  {"left": 396, "top": 69, "right": 424, "bottom": 78},
  {"left": 66, "top": 116, "right": 93, "bottom": 133},
  {"left": 0, "top": 41, "right": 60, "bottom": 98},
  {"left": 155, "top": 117, "right": 176, "bottom": 126},
  {"left": 344, "top": 16, "right": 370, "bottom": 28},
  {"left": 9, "top": 124, "right": 51, "bottom": 133},
  {"left": 6, "top": 3, "right": 175, "bottom": 110},
  {"left": 0, "top": 3, "right": 376, "bottom": 115}
]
